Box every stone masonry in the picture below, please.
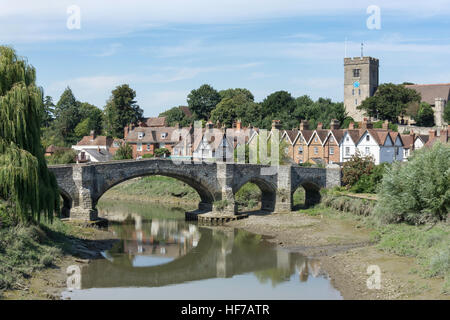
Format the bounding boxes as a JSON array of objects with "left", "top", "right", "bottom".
[{"left": 49, "top": 159, "right": 341, "bottom": 221}]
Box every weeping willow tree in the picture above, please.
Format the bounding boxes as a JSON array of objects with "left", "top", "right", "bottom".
[{"left": 0, "top": 46, "right": 59, "bottom": 223}]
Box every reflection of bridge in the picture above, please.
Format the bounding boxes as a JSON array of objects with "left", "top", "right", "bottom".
[
  {"left": 78, "top": 227, "right": 312, "bottom": 289},
  {"left": 49, "top": 159, "right": 341, "bottom": 220}
]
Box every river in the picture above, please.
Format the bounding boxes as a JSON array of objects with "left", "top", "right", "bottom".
[{"left": 62, "top": 201, "right": 342, "bottom": 300}]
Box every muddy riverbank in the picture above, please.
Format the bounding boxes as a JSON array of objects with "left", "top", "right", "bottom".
[{"left": 227, "top": 212, "right": 448, "bottom": 300}]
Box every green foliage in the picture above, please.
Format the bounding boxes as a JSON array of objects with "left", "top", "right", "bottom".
[
  {"left": 142, "top": 153, "right": 154, "bottom": 159},
  {"left": 41, "top": 96, "right": 54, "bottom": 128},
  {"left": 444, "top": 101, "right": 450, "bottom": 123},
  {"left": 78, "top": 102, "right": 103, "bottom": 136},
  {"left": 46, "top": 149, "right": 76, "bottom": 165},
  {"left": 104, "top": 84, "right": 143, "bottom": 138},
  {"left": 53, "top": 87, "right": 82, "bottom": 145},
  {"left": 211, "top": 92, "right": 254, "bottom": 127},
  {"left": 235, "top": 183, "right": 261, "bottom": 209},
  {"left": 350, "top": 163, "right": 389, "bottom": 194},
  {"left": 113, "top": 142, "right": 133, "bottom": 160},
  {"left": 374, "top": 142, "right": 450, "bottom": 225},
  {"left": 358, "top": 83, "right": 422, "bottom": 123},
  {"left": 342, "top": 152, "right": 375, "bottom": 188},
  {"left": 321, "top": 194, "right": 375, "bottom": 216},
  {"left": 74, "top": 118, "right": 91, "bottom": 138},
  {"left": 159, "top": 106, "right": 191, "bottom": 127},
  {"left": 0, "top": 46, "right": 59, "bottom": 223},
  {"left": 154, "top": 148, "right": 170, "bottom": 158},
  {"left": 187, "top": 84, "right": 221, "bottom": 120},
  {"left": 414, "top": 102, "right": 435, "bottom": 127}
]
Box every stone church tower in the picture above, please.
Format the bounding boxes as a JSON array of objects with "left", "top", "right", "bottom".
[{"left": 344, "top": 57, "right": 379, "bottom": 121}]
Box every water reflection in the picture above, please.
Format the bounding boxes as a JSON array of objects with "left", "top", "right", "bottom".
[{"left": 75, "top": 216, "right": 330, "bottom": 291}]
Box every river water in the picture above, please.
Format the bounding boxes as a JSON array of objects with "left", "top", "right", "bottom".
[{"left": 62, "top": 202, "right": 342, "bottom": 300}]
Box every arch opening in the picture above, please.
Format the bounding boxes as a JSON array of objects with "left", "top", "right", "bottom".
[
  {"left": 96, "top": 174, "right": 213, "bottom": 215},
  {"left": 234, "top": 178, "right": 276, "bottom": 213},
  {"left": 291, "top": 185, "right": 306, "bottom": 210},
  {"left": 59, "top": 189, "right": 72, "bottom": 218},
  {"left": 297, "top": 182, "right": 321, "bottom": 208}
]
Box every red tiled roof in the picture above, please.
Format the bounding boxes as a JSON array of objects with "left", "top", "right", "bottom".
[
  {"left": 142, "top": 117, "right": 167, "bottom": 127},
  {"left": 76, "top": 136, "right": 114, "bottom": 147}
]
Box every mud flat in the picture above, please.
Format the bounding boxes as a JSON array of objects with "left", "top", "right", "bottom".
[{"left": 227, "top": 212, "right": 448, "bottom": 300}]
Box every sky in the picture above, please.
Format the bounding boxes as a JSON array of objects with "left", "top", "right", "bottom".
[{"left": 2, "top": 0, "right": 450, "bottom": 117}]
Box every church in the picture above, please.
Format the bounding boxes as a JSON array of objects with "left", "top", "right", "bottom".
[{"left": 343, "top": 56, "right": 449, "bottom": 127}]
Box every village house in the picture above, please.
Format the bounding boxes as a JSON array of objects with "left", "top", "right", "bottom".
[
  {"left": 192, "top": 122, "right": 234, "bottom": 162},
  {"left": 322, "top": 120, "right": 344, "bottom": 164},
  {"left": 308, "top": 123, "right": 328, "bottom": 165},
  {"left": 44, "top": 145, "right": 70, "bottom": 157},
  {"left": 72, "top": 131, "right": 120, "bottom": 163}
]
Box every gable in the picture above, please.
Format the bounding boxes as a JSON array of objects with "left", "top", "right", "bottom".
[{"left": 384, "top": 134, "right": 393, "bottom": 146}]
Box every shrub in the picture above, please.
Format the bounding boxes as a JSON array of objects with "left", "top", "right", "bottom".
[
  {"left": 113, "top": 142, "right": 133, "bottom": 160},
  {"left": 374, "top": 142, "right": 450, "bottom": 225},
  {"left": 342, "top": 151, "right": 375, "bottom": 188},
  {"left": 154, "top": 148, "right": 171, "bottom": 158},
  {"left": 350, "top": 163, "right": 389, "bottom": 194},
  {"left": 142, "top": 153, "right": 154, "bottom": 159},
  {"left": 46, "top": 149, "right": 76, "bottom": 165}
]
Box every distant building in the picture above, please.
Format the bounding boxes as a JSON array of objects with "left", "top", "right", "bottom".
[
  {"left": 344, "top": 56, "right": 379, "bottom": 122},
  {"left": 404, "top": 83, "right": 450, "bottom": 127},
  {"left": 44, "top": 145, "right": 70, "bottom": 157},
  {"left": 72, "top": 131, "right": 119, "bottom": 163}
]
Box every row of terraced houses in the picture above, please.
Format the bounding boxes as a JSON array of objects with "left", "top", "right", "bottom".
[{"left": 67, "top": 116, "right": 449, "bottom": 165}]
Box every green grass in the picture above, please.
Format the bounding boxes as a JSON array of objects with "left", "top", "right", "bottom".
[
  {"left": 103, "top": 176, "right": 201, "bottom": 202},
  {"left": 0, "top": 218, "right": 99, "bottom": 297}
]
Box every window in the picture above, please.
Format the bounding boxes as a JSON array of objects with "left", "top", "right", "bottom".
[
  {"left": 299, "top": 159, "right": 303, "bottom": 164},
  {"left": 298, "top": 147, "right": 303, "bottom": 154},
  {"left": 358, "top": 89, "right": 361, "bottom": 95},
  {"left": 365, "top": 147, "right": 370, "bottom": 155},
  {"left": 314, "top": 147, "right": 318, "bottom": 154},
  {"left": 345, "top": 147, "right": 350, "bottom": 156},
  {"left": 352, "top": 89, "right": 355, "bottom": 95},
  {"left": 113, "top": 141, "right": 119, "bottom": 148},
  {"left": 161, "top": 132, "right": 168, "bottom": 139},
  {"left": 330, "top": 147, "right": 334, "bottom": 155},
  {"left": 146, "top": 144, "right": 150, "bottom": 151},
  {"left": 330, "top": 136, "right": 334, "bottom": 143},
  {"left": 346, "top": 137, "right": 349, "bottom": 141},
  {"left": 353, "top": 69, "right": 360, "bottom": 77},
  {"left": 314, "top": 137, "right": 318, "bottom": 142},
  {"left": 138, "top": 132, "right": 144, "bottom": 139},
  {"left": 137, "top": 143, "right": 142, "bottom": 151},
  {"left": 355, "top": 99, "right": 358, "bottom": 105},
  {"left": 366, "top": 135, "right": 370, "bottom": 141}
]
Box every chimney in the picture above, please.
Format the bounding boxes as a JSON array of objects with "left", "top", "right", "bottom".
[
  {"left": 316, "top": 122, "right": 323, "bottom": 130},
  {"left": 272, "top": 120, "right": 282, "bottom": 130},
  {"left": 299, "top": 120, "right": 309, "bottom": 130},
  {"left": 360, "top": 118, "right": 372, "bottom": 130},
  {"left": 90, "top": 130, "right": 96, "bottom": 141},
  {"left": 429, "top": 130, "right": 436, "bottom": 140},
  {"left": 349, "top": 122, "right": 355, "bottom": 130},
  {"left": 330, "top": 119, "right": 340, "bottom": 130},
  {"left": 206, "top": 121, "right": 214, "bottom": 129},
  {"left": 382, "top": 120, "right": 389, "bottom": 130},
  {"left": 175, "top": 122, "right": 181, "bottom": 129},
  {"left": 236, "top": 119, "right": 242, "bottom": 130}
]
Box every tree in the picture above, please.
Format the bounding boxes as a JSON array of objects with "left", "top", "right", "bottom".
[
  {"left": 74, "top": 118, "right": 91, "bottom": 139},
  {"left": 414, "top": 102, "right": 435, "bottom": 127},
  {"left": 358, "top": 83, "right": 421, "bottom": 122},
  {"left": 219, "top": 88, "right": 254, "bottom": 102},
  {"left": 154, "top": 148, "right": 171, "bottom": 158},
  {"left": 53, "top": 87, "right": 82, "bottom": 144},
  {"left": 41, "top": 96, "right": 55, "bottom": 128},
  {"left": 374, "top": 142, "right": 450, "bottom": 224},
  {"left": 159, "top": 106, "right": 191, "bottom": 127},
  {"left": 79, "top": 102, "right": 103, "bottom": 135},
  {"left": 0, "top": 46, "right": 59, "bottom": 223},
  {"left": 342, "top": 152, "right": 375, "bottom": 188},
  {"left": 211, "top": 92, "right": 254, "bottom": 127},
  {"left": 113, "top": 142, "right": 133, "bottom": 160},
  {"left": 104, "top": 84, "right": 143, "bottom": 138},
  {"left": 444, "top": 101, "right": 450, "bottom": 123},
  {"left": 187, "top": 84, "right": 221, "bottom": 120}
]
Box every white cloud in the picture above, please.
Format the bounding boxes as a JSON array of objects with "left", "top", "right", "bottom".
[
  {"left": 91, "top": 43, "right": 122, "bottom": 57},
  {"left": 2, "top": 0, "right": 450, "bottom": 43}
]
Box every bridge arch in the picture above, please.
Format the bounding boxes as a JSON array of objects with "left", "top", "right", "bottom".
[
  {"left": 93, "top": 167, "right": 217, "bottom": 212},
  {"left": 233, "top": 177, "right": 277, "bottom": 212},
  {"left": 59, "top": 188, "right": 72, "bottom": 218},
  {"left": 291, "top": 180, "right": 322, "bottom": 208}
]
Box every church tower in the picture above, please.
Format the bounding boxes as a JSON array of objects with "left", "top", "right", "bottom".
[{"left": 344, "top": 56, "right": 379, "bottom": 121}]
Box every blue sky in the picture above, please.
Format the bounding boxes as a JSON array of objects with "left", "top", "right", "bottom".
[{"left": 2, "top": 0, "right": 450, "bottom": 117}]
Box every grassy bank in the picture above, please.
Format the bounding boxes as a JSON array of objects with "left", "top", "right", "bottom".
[
  {"left": 0, "top": 219, "right": 107, "bottom": 298},
  {"left": 300, "top": 193, "right": 450, "bottom": 294}
]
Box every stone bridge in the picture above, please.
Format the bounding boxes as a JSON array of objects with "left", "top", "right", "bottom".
[{"left": 48, "top": 159, "right": 341, "bottom": 221}]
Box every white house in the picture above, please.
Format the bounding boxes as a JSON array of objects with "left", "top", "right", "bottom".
[
  {"left": 340, "top": 130, "right": 361, "bottom": 163},
  {"left": 355, "top": 130, "right": 403, "bottom": 164}
]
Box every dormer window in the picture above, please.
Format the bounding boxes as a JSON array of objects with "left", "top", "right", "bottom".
[
  {"left": 366, "top": 135, "right": 370, "bottom": 141},
  {"left": 161, "top": 132, "right": 168, "bottom": 139},
  {"left": 138, "top": 132, "right": 144, "bottom": 139}
]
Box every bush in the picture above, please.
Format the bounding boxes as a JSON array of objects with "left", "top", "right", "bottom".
[
  {"left": 113, "top": 142, "right": 133, "bottom": 160},
  {"left": 342, "top": 151, "right": 375, "bottom": 188},
  {"left": 142, "top": 153, "right": 154, "bottom": 159},
  {"left": 350, "top": 163, "right": 389, "bottom": 194},
  {"left": 46, "top": 149, "right": 76, "bottom": 165},
  {"left": 414, "top": 102, "right": 435, "bottom": 127},
  {"left": 154, "top": 148, "right": 170, "bottom": 158},
  {"left": 374, "top": 142, "right": 450, "bottom": 225},
  {"left": 321, "top": 194, "right": 375, "bottom": 216}
]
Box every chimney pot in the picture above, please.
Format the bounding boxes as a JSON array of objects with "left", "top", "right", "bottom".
[
  {"left": 349, "top": 122, "right": 355, "bottom": 130},
  {"left": 299, "top": 120, "right": 309, "bottom": 130},
  {"left": 316, "top": 122, "right": 323, "bottom": 130}
]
